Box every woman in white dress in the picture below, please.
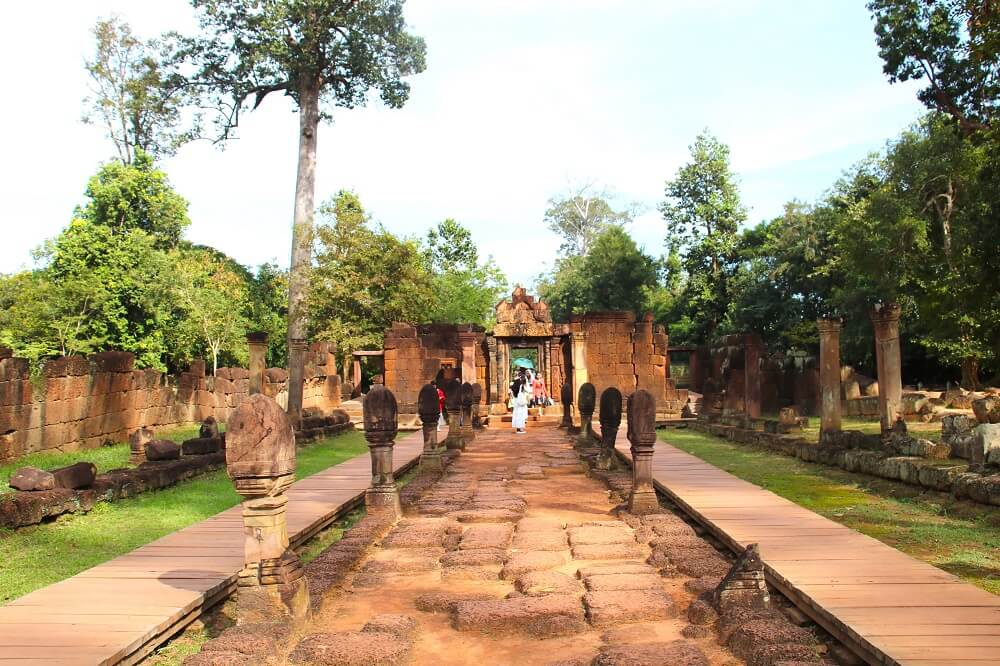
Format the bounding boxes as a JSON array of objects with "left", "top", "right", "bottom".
[{"left": 510, "top": 372, "right": 529, "bottom": 434}]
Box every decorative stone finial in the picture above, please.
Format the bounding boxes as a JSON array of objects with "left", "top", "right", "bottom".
[
  {"left": 576, "top": 382, "right": 598, "bottom": 448},
  {"left": 559, "top": 382, "right": 574, "bottom": 429},
  {"left": 444, "top": 378, "right": 465, "bottom": 450},
  {"left": 471, "top": 383, "right": 484, "bottom": 429},
  {"left": 460, "top": 382, "right": 476, "bottom": 444},
  {"left": 626, "top": 389, "right": 659, "bottom": 514},
  {"left": 226, "top": 394, "right": 296, "bottom": 497},
  {"left": 418, "top": 383, "right": 440, "bottom": 426},
  {"left": 363, "top": 384, "right": 399, "bottom": 443},
  {"left": 712, "top": 543, "right": 770, "bottom": 613},
  {"left": 596, "top": 387, "right": 623, "bottom": 470},
  {"left": 418, "top": 383, "right": 445, "bottom": 472},
  {"left": 362, "top": 385, "right": 401, "bottom": 517}
]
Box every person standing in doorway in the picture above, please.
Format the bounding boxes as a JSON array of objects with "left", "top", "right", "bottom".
[
  {"left": 434, "top": 381, "right": 446, "bottom": 431},
  {"left": 532, "top": 373, "right": 547, "bottom": 413},
  {"left": 510, "top": 369, "right": 529, "bottom": 434}
]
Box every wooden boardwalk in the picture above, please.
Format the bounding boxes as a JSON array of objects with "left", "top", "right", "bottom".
[
  {"left": 617, "top": 432, "right": 1000, "bottom": 666},
  {"left": 0, "top": 430, "right": 424, "bottom": 666}
]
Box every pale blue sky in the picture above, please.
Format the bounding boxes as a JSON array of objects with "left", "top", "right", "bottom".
[{"left": 0, "top": 1, "right": 924, "bottom": 287}]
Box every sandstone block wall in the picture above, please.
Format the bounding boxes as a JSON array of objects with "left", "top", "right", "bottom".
[{"left": 0, "top": 349, "right": 341, "bottom": 463}]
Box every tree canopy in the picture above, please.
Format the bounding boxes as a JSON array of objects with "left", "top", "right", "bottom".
[{"left": 544, "top": 183, "right": 637, "bottom": 256}]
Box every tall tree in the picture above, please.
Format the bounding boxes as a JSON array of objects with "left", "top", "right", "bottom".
[
  {"left": 544, "top": 183, "right": 637, "bottom": 256},
  {"left": 167, "top": 0, "right": 426, "bottom": 419},
  {"left": 659, "top": 131, "right": 746, "bottom": 341},
  {"left": 424, "top": 219, "right": 507, "bottom": 326},
  {"left": 82, "top": 17, "right": 194, "bottom": 163},
  {"left": 869, "top": 0, "right": 1000, "bottom": 134}
]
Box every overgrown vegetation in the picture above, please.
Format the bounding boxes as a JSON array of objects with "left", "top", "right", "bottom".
[
  {"left": 0, "top": 431, "right": 367, "bottom": 603},
  {"left": 658, "top": 427, "right": 1000, "bottom": 595}
]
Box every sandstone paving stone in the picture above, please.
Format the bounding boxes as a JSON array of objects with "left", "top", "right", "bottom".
[
  {"left": 583, "top": 589, "right": 677, "bottom": 627},
  {"left": 516, "top": 516, "right": 564, "bottom": 532},
  {"left": 591, "top": 640, "right": 709, "bottom": 666},
  {"left": 183, "top": 652, "right": 256, "bottom": 666},
  {"left": 452, "top": 508, "right": 523, "bottom": 523},
  {"left": 451, "top": 593, "right": 587, "bottom": 637},
  {"left": 511, "top": 529, "right": 568, "bottom": 551},
  {"left": 727, "top": 618, "right": 816, "bottom": 657},
  {"left": 681, "top": 624, "right": 714, "bottom": 639},
  {"left": 361, "top": 614, "right": 418, "bottom": 639},
  {"left": 360, "top": 553, "right": 440, "bottom": 575},
  {"left": 381, "top": 519, "right": 450, "bottom": 549},
  {"left": 441, "top": 548, "right": 505, "bottom": 567},
  {"left": 567, "top": 525, "right": 635, "bottom": 546},
  {"left": 514, "top": 570, "right": 582, "bottom": 596},
  {"left": 459, "top": 522, "right": 514, "bottom": 550},
  {"left": 501, "top": 550, "right": 567, "bottom": 579},
  {"left": 571, "top": 543, "right": 646, "bottom": 560},
  {"left": 575, "top": 562, "right": 657, "bottom": 578},
  {"left": 582, "top": 572, "right": 664, "bottom": 591},
  {"left": 413, "top": 591, "right": 497, "bottom": 613},
  {"left": 440, "top": 564, "right": 501, "bottom": 580},
  {"left": 288, "top": 630, "right": 410, "bottom": 665},
  {"left": 684, "top": 575, "right": 723, "bottom": 595},
  {"left": 671, "top": 551, "right": 731, "bottom": 578}
]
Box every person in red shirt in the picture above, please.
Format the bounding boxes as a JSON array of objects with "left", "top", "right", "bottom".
[{"left": 434, "top": 381, "right": 446, "bottom": 431}]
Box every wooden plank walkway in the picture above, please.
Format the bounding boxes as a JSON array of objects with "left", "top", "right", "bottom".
[
  {"left": 0, "top": 431, "right": 424, "bottom": 666},
  {"left": 617, "top": 432, "right": 1000, "bottom": 666}
]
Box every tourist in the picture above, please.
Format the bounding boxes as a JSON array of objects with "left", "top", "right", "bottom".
[
  {"left": 532, "top": 373, "right": 547, "bottom": 411},
  {"left": 434, "top": 381, "right": 445, "bottom": 431},
  {"left": 510, "top": 370, "right": 529, "bottom": 434}
]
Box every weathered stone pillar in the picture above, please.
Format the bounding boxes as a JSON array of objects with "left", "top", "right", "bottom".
[
  {"left": 226, "top": 394, "right": 309, "bottom": 625},
  {"left": 596, "top": 387, "right": 622, "bottom": 471},
  {"left": 471, "top": 383, "right": 484, "bottom": 429},
  {"left": 627, "top": 389, "right": 659, "bottom": 514},
  {"left": 559, "top": 382, "right": 574, "bottom": 429},
  {"left": 458, "top": 330, "right": 477, "bottom": 384},
  {"left": 128, "top": 427, "right": 153, "bottom": 465},
  {"left": 286, "top": 337, "right": 308, "bottom": 426},
  {"left": 744, "top": 335, "right": 762, "bottom": 421},
  {"left": 418, "top": 383, "right": 445, "bottom": 472},
  {"left": 487, "top": 337, "right": 498, "bottom": 407},
  {"left": 870, "top": 303, "right": 903, "bottom": 434},
  {"left": 576, "top": 382, "right": 598, "bottom": 448},
  {"left": 460, "top": 381, "right": 475, "bottom": 445},
  {"left": 247, "top": 332, "right": 269, "bottom": 396},
  {"left": 443, "top": 378, "right": 464, "bottom": 450},
  {"left": 817, "top": 318, "right": 843, "bottom": 441},
  {"left": 571, "top": 330, "right": 589, "bottom": 402},
  {"left": 363, "top": 385, "right": 402, "bottom": 518},
  {"left": 352, "top": 356, "right": 362, "bottom": 388}
]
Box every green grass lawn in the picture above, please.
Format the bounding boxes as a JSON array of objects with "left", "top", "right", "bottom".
[
  {"left": 658, "top": 427, "right": 1000, "bottom": 595},
  {"left": 762, "top": 414, "right": 942, "bottom": 443},
  {"left": 0, "top": 430, "right": 368, "bottom": 603}
]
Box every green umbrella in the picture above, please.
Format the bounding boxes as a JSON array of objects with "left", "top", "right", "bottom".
[{"left": 512, "top": 357, "right": 535, "bottom": 369}]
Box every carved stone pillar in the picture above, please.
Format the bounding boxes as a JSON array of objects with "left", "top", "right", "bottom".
[
  {"left": 286, "top": 337, "right": 308, "bottom": 426},
  {"left": 487, "top": 337, "right": 498, "bottom": 407},
  {"left": 418, "top": 383, "right": 444, "bottom": 472},
  {"left": 559, "top": 382, "right": 574, "bottom": 429},
  {"left": 460, "top": 382, "right": 475, "bottom": 445},
  {"left": 247, "top": 332, "right": 269, "bottom": 396},
  {"left": 576, "top": 382, "right": 598, "bottom": 448},
  {"left": 744, "top": 335, "right": 762, "bottom": 422},
  {"left": 352, "top": 356, "right": 362, "bottom": 388},
  {"left": 363, "top": 385, "right": 401, "bottom": 518},
  {"left": 870, "top": 303, "right": 903, "bottom": 434},
  {"left": 571, "top": 330, "right": 588, "bottom": 405},
  {"left": 817, "top": 318, "right": 843, "bottom": 441},
  {"left": 627, "top": 389, "right": 659, "bottom": 514},
  {"left": 471, "top": 383, "right": 484, "bottom": 429},
  {"left": 596, "top": 387, "right": 622, "bottom": 471},
  {"left": 226, "top": 394, "right": 309, "bottom": 625},
  {"left": 443, "top": 378, "right": 464, "bottom": 450}
]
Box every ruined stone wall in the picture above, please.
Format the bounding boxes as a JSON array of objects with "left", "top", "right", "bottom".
[
  {"left": 382, "top": 323, "right": 487, "bottom": 413},
  {"left": 0, "top": 349, "right": 340, "bottom": 463}
]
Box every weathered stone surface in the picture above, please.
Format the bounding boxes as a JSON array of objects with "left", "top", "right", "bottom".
[
  {"left": 182, "top": 437, "right": 222, "bottom": 456},
  {"left": 583, "top": 589, "right": 677, "bottom": 626},
  {"left": 451, "top": 594, "right": 586, "bottom": 637},
  {"left": 361, "top": 614, "right": 418, "bottom": 639},
  {"left": 975, "top": 424, "right": 1000, "bottom": 464},
  {"left": 146, "top": 439, "right": 181, "bottom": 461},
  {"left": 576, "top": 562, "right": 657, "bottom": 578},
  {"left": 571, "top": 543, "right": 646, "bottom": 560},
  {"left": 226, "top": 394, "right": 296, "bottom": 485},
  {"left": 501, "top": 551, "right": 566, "bottom": 579},
  {"left": 712, "top": 543, "right": 770, "bottom": 613},
  {"left": 413, "top": 591, "right": 496, "bottom": 613},
  {"left": 9, "top": 466, "right": 55, "bottom": 491},
  {"left": 567, "top": 525, "right": 634, "bottom": 546},
  {"left": 972, "top": 396, "right": 1000, "bottom": 424},
  {"left": 582, "top": 573, "right": 663, "bottom": 591},
  {"left": 52, "top": 462, "right": 96, "bottom": 489},
  {"left": 514, "top": 571, "right": 581, "bottom": 597},
  {"left": 511, "top": 529, "right": 567, "bottom": 551},
  {"left": 288, "top": 631, "right": 410, "bottom": 665},
  {"left": 728, "top": 618, "right": 817, "bottom": 665},
  {"left": 459, "top": 523, "right": 513, "bottom": 550},
  {"left": 671, "top": 551, "right": 731, "bottom": 578},
  {"left": 441, "top": 548, "right": 505, "bottom": 567},
  {"left": 688, "top": 595, "right": 719, "bottom": 626},
  {"left": 452, "top": 508, "right": 522, "bottom": 523},
  {"left": 592, "top": 641, "right": 709, "bottom": 666},
  {"left": 381, "top": 520, "right": 448, "bottom": 549}
]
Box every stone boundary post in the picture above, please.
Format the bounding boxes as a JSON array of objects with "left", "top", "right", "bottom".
[
  {"left": 596, "top": 387, "right": 623, "bottom": 471},
  {"left": 461, "top": 382, "right": 475, "bottom": 445},
  {"left": 247, "top": 332, "right": 269, "bottom": 396},
  {"left": 363, "top": 385, "right": 402, "bottom": 518},
  {"left": 817, "top": 318, "right": 843, "bottom": 440},
  {"left": 870, "top": 303, "right": 903, "bottom": 434},
  {"left": 286, "top": 337, "right": 308, "bottom": 426},
  {"left": 418, "top": 383, "right": 444, "bottom": 472},
  {"left": 627, "top": 388, "right": 659, "bottom": 514},
  {"left": 576, "top": 382, "right": 598, "bottom": 448}
]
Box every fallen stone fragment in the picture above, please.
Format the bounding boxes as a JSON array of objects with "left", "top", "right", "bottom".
[
  {"left": 52, "top": 462, "right": 97, "bottom": 489},
  {"left": 501, "top": 551, "right": 566, "bottom": 579},
  {"left": 742, "top": 643, "right": 822, "bottom": 666},
  {"left": 451, "top": 593, "right": 586, "bottom": 637},
  {"left": 146, "top": 439, "right": 181, "bottom": 461},
  {"left": 681, "top": 624, "right": 714, "bottom": 639},
  {"left": 583, "top": 589, "right": 677, "bottom": 626},
  {"left": 514, "top": 571, "right": 582, "bottom": 596},
  {"left": 288, "top": 631, "right": 410, "bottom": 665},
  {"left": 727, "top": 618, "right": 815, "bottom": 658},
  {"left": 684, "top": 575, "right": 723, "bottom": 595},
  {"left": 181, "top": 437, "right": 221, "bottom": 456},
  {"left": 687, "top": 594, "right": 719, "bottom": 626},
  {"left": 9, "top": 467, "right": 55, "bottom": 491},
  {"left": 671, "top": 552, "right": 731, "bottom": 578},
  {"left": 592, "top": 640, "right": 709, "bottom": 666}
]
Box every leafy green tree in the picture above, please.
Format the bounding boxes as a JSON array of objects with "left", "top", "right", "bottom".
[
  {"left": 76, "top": 150, "right": 191, "bottom": 249},
  {"left": 544, "top": 183, "right": 637, "bottom": 256},
  {"left": 167, "top": 0, "right": 426, "bottom": 416},
  {"left": 660, "top": 131, "right": 746, "bottom": 341},
  {"left": 247, "top": 262, "right": 290, "bottom": 368},
  {"left": 82, "top": 17, "right": 195, "bottom": 163},
  {"left": 869, "top": 0, "right": 999, "bottom": 134},
  {"left": 309, "top": 191, "right": 434, "bottom": 366},
  {"left": 423, "top": 219, "right": 507, "bottom": 326},
  {"left": 538, "top": 227, "right": 657, "bottom": 321}
]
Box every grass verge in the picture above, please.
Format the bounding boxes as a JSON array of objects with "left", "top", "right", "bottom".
[
  {"left": 0, "top": 430, "right": 367, "bottom": 603},
  {"left": 658, "top": 427, "right": 1000, "bottom": 595}
]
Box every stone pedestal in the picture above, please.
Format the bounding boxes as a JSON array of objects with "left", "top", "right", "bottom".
[
  {"left": 286, "top": 337, "right": 308, "bottom": 426},
  {"left": 471, "top": 383, "right": 484, "bottom": 429},
  {"left": 576, "top": 382, "right": 598, "bottom": 448},
  {"left": 870, "top": 303, "right": 903, "bottom": 434},
  {"left": 418, "top": 383, "right": 445, "bottom": 472},
  {"left": 128, "top": 427, "right": 153, "bottom": 465},
  {"left": 817, "top": 318, "right": 843, "bottom": 441},
  {"left": 363, "top": 385, "right": 402, "bottom": 518},
  {"left": 247, "top": 332, "right": 268, "bottom": 396},
  {"left": 227, "top": 395, "right": 309, "bottom": 626},
  {"left": 559, "top": 382, "right": 574, "bottom": 429},
  {"left": 596, "top": 387, "right": 622, "bottom": 471},
  {"left": 627, "top": 389, "right": 660, "bottom": 514}
]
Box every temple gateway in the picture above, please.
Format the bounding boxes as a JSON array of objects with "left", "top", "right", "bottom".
[{"left": 381, "top": 287, "right": 686, "bottom": 420}]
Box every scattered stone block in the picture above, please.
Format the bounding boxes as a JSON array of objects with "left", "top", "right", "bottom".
[
  {"left": 451, "top": 594, "right": 586, "bottom": 637},
  {"left": 146, "top": 439, "right": 181, "bottom": 461},
  {"left": 288, "top": 631, "right": 410, "bottom": 665},
  {"left": 671, "top": 551, "right": 731, "bottom": 578},
  {"left": 571, "top": 543, "right": 646, "bottom": 560},
  {"left": 514, "top": 571, "right": 581, "bottom": 597},
  {"left": 52, "top": 462, "right": 96, "bottom": 489},
  {"left": 181, "top": 437, "right": 221, "bottom": 456},
  {"left": 592, "top": 640, "right": 708, "bottom": 666},
  {"left": 583, "top": 589, "right": 677, "bottom": 626},
  {"left": 501, "top": 551, "right": 566, "bottom": 579},
  {"left": 687, "top": 594, "right": 719, "bottom": 626},
  {"left": 9, "top": 467, "right": 55, "bottom": 491}
]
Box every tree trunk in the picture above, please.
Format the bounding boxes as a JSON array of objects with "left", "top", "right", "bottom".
[
  {"left": 960, "top": 356, "right": 980, "bottom": 391},
  {"left": 286, "top": 79, "right": 320, "bottom": 425}
]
